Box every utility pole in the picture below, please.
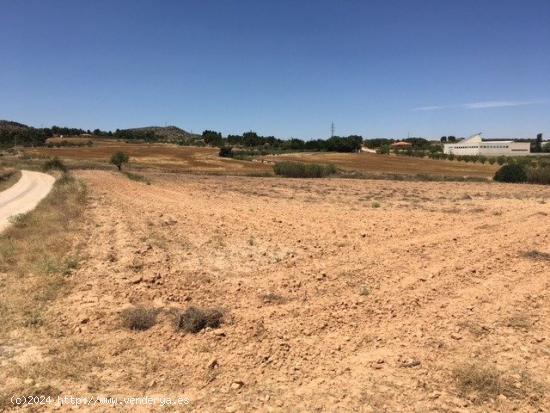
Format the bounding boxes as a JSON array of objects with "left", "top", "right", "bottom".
[{"left": 330, "top": 122, "right": 335, "bottom": 138}]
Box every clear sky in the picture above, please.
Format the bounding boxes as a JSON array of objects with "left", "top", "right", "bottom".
[{"left": 1, "top": 0, "right": 549, "bottom": 140}]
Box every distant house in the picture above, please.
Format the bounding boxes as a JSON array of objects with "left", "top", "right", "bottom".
[
  {"left": 390, "top": 141, "right": 412, "bottom": 150},
  {"left": 443, "top": 133, "right": 530, "bottom": 156}
]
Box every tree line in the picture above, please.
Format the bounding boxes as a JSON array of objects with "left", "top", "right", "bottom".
[{"left": 204, "top": 130, "right": 363, "bottom": 152}]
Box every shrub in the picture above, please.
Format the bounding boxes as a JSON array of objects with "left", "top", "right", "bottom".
[
  {"left": 478, "top": 155, "right": 487, "bottom": 164},
  {"left": 526, "top": 166, "right": 550, "bottom": 185},
  {"left": 488, "top": 158, "right": 496, "bottom": 165},
  {"left": 175, "top": 306, "right": 223, "bottom": 333},
  {"left": 273, "top": 162, "right": 337, "bottom": 178},
  {"left": 218, "top": 146, "right": 234, "bottom": 158},
  {"left": 120, "top": 306, "right": 157, "bottom": 331},
  {"left": 43, "top": 157, "right": 67, "bottom": 173},
  {"left": 494, "top": 164, "right": 527, "bottom": 183},
  {"left": 497, "top": 156, "right": 506, "bottom": 165},
  {"left": 110, "top": 151, "right": 129, "bottom": 171}
]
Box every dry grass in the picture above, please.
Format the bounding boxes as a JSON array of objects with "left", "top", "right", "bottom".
[
  {"left": 506, "top": 314, "right": 532, "bottom": 330},
  {"left": 259, "top": 292, "right": 287, "bottom": 305},
  {"left": 0, "top": 168, "right": 21, "bottom": 192},
  {"left": 0, "top": 172, "right": 88, "bottom": 407},
  {"left": 522, "top": 250, "right": 550, "bottom": 262},
  {"left": 174, "top": 306, "right": 223, "bottom": 333},
  {"left": 0, "top": 173, "right": 86, "bottom": 334},
  {"left": 453, "top": 363, "right": 544, "bottom": 404}
]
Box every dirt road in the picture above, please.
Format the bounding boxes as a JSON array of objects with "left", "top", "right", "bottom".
[{"left": 0, "top": 170, "right": 55, "bottom": 231}]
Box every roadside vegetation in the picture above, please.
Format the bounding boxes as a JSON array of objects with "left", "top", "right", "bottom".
[
  {"left": 0, "top": 171, "right": 86, "bottom": 334},
  {"left": 0, "top": 168, "right": 21, "bottom": 192},
  {"left": 42, "top": 157, "right": 68, "bottom": 173},
  {"left": 0, "top": 169, "right": 87, "bottom": 407},
  {"left": 273, "top": 162, "right": 337, "bottom": 178}
]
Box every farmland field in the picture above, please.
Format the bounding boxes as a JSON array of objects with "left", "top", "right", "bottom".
[
  {"left": 1, "top": 170, "right": 548, "bottom": 412},
  {"left": 22, "top": 139, "right": 499, "bottom": 178}
]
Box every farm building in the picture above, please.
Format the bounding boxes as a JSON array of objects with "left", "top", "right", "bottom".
[
  {"left": 443, "top": 133, "right": 530, "bottom": 156},
  {"left": 390, "top": 141, "right": 412, "bottom": 150}
]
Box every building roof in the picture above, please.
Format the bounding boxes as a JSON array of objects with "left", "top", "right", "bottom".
[{"left": 390, "top": 141, "right": 412, "bottom": 148}]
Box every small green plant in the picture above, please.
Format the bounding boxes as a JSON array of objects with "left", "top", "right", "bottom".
[
  {"left": 43, "top": 157, "right": 68, "bottom": 172},
  {"left": 273, "top": 162, "right": 336, "bottom": 178},
  {"left": 371, "top": 201, "right": 381, "bottom": 208},
  {"left": 120, "top": 306, "right": 157, "bottom": 331},
  {"left": 110, "top": 151, "right": 129, "bottom": 171},
  {"left": 175, "top": 306, "right": 223, "bottom": 333},
  {"left": 494, "top": 164, "right": 527, "bottom": 183}
]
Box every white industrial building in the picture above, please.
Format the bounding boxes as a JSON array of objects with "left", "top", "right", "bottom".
[{"left": 443, "top": 133, "right": 530, "bottom": 156}]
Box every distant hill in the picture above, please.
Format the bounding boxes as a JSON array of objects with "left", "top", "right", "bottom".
[
  {"left": 0, "top": 120, "right": 29, "bottom": 130},
  {"left": 123, "top": 126, "right": 201, "bottom": 144}
]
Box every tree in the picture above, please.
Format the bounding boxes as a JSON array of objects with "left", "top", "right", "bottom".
[
  {"left": 448, "top": 136, "right": 457, "bottom": 143},
  {"left": 202, "top": 130, "right": 223, "bottom": 146},
  {"left": 110, "top": 151, "right": 129, "bottom": 171},
  {"left": 440, "top": 136, "right": 447, "bottom": 142}
]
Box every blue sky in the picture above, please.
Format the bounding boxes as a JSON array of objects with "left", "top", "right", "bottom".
[{"left": 1, "top": 0, "right": 549, "bottom": 140}]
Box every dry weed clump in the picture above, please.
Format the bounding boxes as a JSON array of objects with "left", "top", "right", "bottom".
[
  {"left": 453, "top": 363, "right": 544, "bottom": 404},
  {"left": 259, "top": 292, "right": 287, "bottom": 305},
  {"left": 522, "top": 250, "right": 550, "bottom": 262},
  {"left": 175, "top": 306, "right": 223, "bottom": 333},
  {"left": 120, "top": 306, "right": 157, "bottom": 331}
]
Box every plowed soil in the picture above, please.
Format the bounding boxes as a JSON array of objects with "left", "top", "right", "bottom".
[{"left": 10, "top": 171, "right": 550, "bottom": 412}]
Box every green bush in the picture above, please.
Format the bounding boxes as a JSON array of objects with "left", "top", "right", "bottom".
[
  {"left": 218, "top": 146, "right": 234, "bottom": 158},
  {"left": 494, "top": 164, "right": 527, "bottom": 183},
  {"left": 273, "top": 162, "right": 337, "bottom": 178},
  {"left": 42, "top": 157, "right": 67, "bottom": 173},
  {"left": 497, "top": 156, "right": 506, "bottom": 166}
]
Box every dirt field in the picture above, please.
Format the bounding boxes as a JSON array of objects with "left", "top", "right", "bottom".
[
  {"left": 264, "top": 152, "right": 498, "bottom": 178},
  {"left": 22, "top": 141, "right": 271, "bottom": 175},
  {"left": 22, "top": 140, "right": 498, "bottom": 178},
  {"left": 3, "top": 170, "right": 548, "bottom": 412}
]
